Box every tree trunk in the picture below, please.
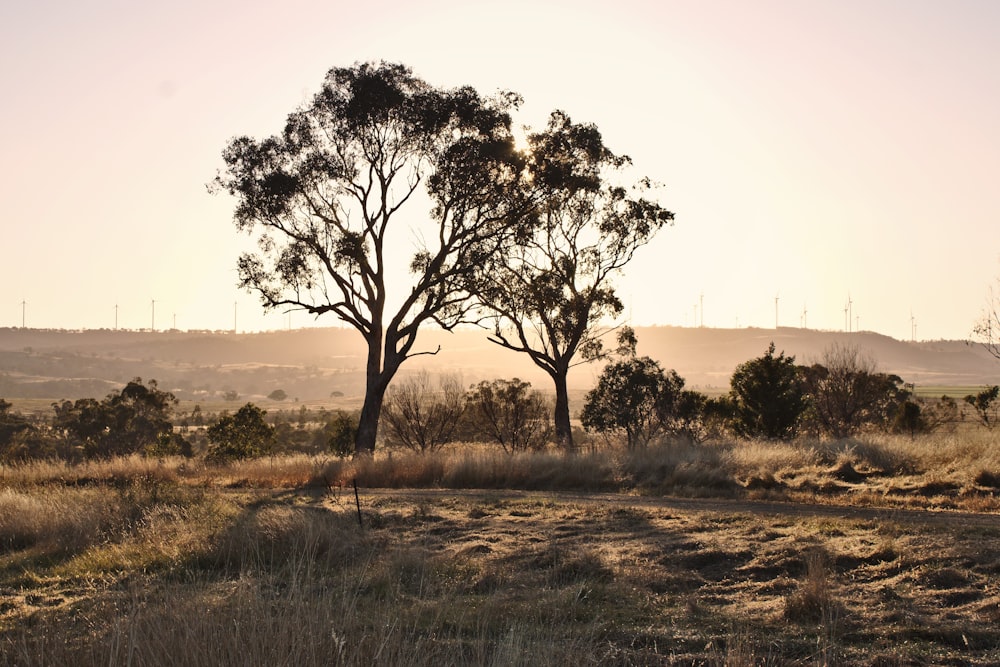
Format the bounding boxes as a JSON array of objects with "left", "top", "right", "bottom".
[
  {"left": 552, "top": 370, "right": 574, "bottom": 449},
  {"left": 354, "top": 332, "right": 393, "bottom": 456},
  {"left": 354, "top": 381, "right": 385, "bottom": 456}
]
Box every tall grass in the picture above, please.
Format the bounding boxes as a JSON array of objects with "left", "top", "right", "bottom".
[{"left": 1, "top": 428, "right": 998, "bottom": 510}]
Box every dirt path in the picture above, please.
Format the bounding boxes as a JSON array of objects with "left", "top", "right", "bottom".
[{"left": 357, "top": 487, "right": 1000, "bottom": 528}]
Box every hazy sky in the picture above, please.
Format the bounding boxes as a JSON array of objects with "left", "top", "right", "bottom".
[{"left": 3, "top": 0, "right": 999, "bottom": 341}]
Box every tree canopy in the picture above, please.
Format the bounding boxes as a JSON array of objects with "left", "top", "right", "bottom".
[
  {"left": 212, "top": 62, "right": 534, "bottom": 454},
  {"left": 472, "top": 111, "right": 673, "bottom": 446}
]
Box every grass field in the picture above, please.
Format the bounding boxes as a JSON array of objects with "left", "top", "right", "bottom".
[{"left": 1, "top": 429, "right": 999, "bottom": 664}]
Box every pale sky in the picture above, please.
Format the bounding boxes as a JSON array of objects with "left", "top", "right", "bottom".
[{"left": 2, "top": 0, "right": 999, "bottom": 341}]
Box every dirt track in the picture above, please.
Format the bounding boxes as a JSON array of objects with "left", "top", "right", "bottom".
[{"left": 359, "top": 487, "right": 1000, "bottom": 528}]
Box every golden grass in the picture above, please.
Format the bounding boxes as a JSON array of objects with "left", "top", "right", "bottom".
[
  {"left": 1, "top": 485, "right": 999, "bottom": 665},
  {"left": 3, "top": 427, "right": 1000, "bottom": 512}
]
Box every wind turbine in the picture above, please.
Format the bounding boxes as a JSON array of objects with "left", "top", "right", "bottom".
[{"left": 774, "top": 293, "right": 779, "bottom": 329}]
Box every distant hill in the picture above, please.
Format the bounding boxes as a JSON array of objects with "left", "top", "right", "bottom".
[{"left": 0, "top": 326, "right": 997, "bottom": 404}]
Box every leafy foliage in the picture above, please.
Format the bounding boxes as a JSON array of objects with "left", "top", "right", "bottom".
[
  {"left": 464, "top": 378, "right": 552, "bottom": 453},
  {"left": 728, "top": 343, "right": 806, "bottom": 440},
  {"left": 581, "top": 355, "right": 696, "bottom": 449},
  {"left": 206, "top": 403, "right": 275, "bottom": 462},
  {"left": 52, "top": 378, "right": 177, "bottom": 459},
  {"left": 472, "top": 112, "right": 673, "bottom": 447}
]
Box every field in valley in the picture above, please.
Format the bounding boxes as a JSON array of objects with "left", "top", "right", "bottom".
[{"left": 1, "top": 431, "right": 1000, "bottom": 665}]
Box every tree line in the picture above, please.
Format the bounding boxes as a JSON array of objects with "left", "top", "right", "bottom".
[{"left": 3, "top": 336, "right": 993, "bottom": 464}]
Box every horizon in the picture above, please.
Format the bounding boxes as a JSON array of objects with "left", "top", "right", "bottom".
[{"left": 3, "top": 1, "right": 1000, "bottom": 341}]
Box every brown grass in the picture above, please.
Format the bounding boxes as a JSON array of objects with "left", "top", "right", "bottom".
[{"left": 1, "top": 483, "right": 998, "bottom": 665}]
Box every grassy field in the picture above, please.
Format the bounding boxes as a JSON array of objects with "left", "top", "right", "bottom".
[{"left": 1, "top": 430, "right": 999, "bottom": 665}]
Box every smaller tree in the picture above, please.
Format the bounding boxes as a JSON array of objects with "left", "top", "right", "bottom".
[
  {"left": 0, "top": 399, "right": 31, "bottom": 448},
  {"left": 465, "top": 378, "right": 552, "bottom": 453},
  {"left": 316, "top": 410, "right": 358, "bottom": 458},
  {"left": 729, "top": 343, "right": 805, "bottom": 440},
  {"left": 380, "top": 372, "right": 466, "bottom": 453},
  {"left": 206, "top": 403, "right": 275, "bottom": 462},
  {"left": 267, "top": 389, "right": 288, "bottom": 402},
  {"left": 973, "top": 274, "right": 1000, "bottom": 361},
  {"left": 964, "top": 385, "right": 999, "bottom": 429},
  {"left": 581, "top": 356, "right": 687, "bottom": 449},
  {"left": 800, "top": 344, "right": 910, "bottom": 438}
]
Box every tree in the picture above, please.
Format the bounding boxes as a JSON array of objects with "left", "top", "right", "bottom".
[
  {"left": 380, "top": 371, "right": 465, "bottom": 453},
  {"left": 314, "top": 410, "right": 358, "bottom": 458},
  {"left": 206, "top": 403, "right": 275, "bottom": 461},
  {"left": 964, "top": 385, "right": 999, "bottom": 429},
  {"left": 212, "top": 62, "right": 532, "bottom": 455},
  {"left": 465, "top": 378, "right": 552, "bottom": 453},
  {"left": 472, "top": 112, "right": 673, "bottom": 447},
  {"left": 0, "top": 399, "right": 30, "bottom": 448},
  {"left": 581, "top": 355, "right": 687, "bottom": 449},
  {"left": 973, "top": 274, "right": 1000, "bottom": 361},
  {"left": 799, "top": 344, "right": 909, "bottom": 438},
  {"left": 52, "top": 378, "right": 177, "bottom": 459},
  {"left": 267, "top": 389, "right": 288, "bottom": 401},
  {"left": 729, "top": 343, "right": 805, "bottom": 440}
]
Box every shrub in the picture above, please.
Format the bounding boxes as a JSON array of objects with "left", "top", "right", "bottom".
[
  {"left": 581, "top": 356, "right": 691, "bottom": 449},
  {"left": 207, "top": 403, "right": 275, "bottom": 462},
  {"left": 728, "top": 343, "right": 805, "bottom": 440},
  {"left": 52, "top": 378, "right": 177, "bottom": 459},
  {"left": 800, "top": 344, "right": 909, "bottom": 437},
  {"left": 964, "top": 385, "right": 999, "bottom": 429},
  {"left": 380, "top": 372, "right": 465, "bottom": 453},
  {"left": 465, "top": 378, "right": 552, "bottom": 452}
]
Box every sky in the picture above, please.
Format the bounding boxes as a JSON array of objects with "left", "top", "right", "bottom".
[{"left": 2, "top": 0, "right": 999, "bottom": 341}]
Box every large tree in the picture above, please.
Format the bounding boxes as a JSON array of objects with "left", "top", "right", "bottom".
[
  {"left": 212, "top": 62, "right": 531, "bottom": 454},
  {"left": 472, "top": 112, "right": 673, "bottom": 446}
]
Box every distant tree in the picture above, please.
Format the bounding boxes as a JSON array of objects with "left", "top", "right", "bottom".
[
  {"left": 0, "top": 399, "right": 30, "bottom": 447},
  {"left": 52, "top": 378, "right": 177, "bottom": 459},
  {"left": 380, "top": 372, "right": 465, "bottom": 453},
  {"left": 964, "top": 385, "right": 999, "bottom": 429},
  {"left": 916, "top": 395, "right": 960, "bottom": 434},
  {"left": 212, "top": 62, "right": 534, "bottom": 455},
  {"left": 472, "top": 112, "right": 673, "bottom": 447},
  {"left": 267, "top": 389, "right": 288, "bottom": 401},
  {"left": 222, "top": 390, "right": 239, "bottom": 402},
  {"left": 314, "top": 410, "right": 358, "bottom": 458},
  {"left": 581, "top": 353, "right": 692, "bottom": 449},
  {"left": 799, "top": 344, "right": 909, "bottom": 438},
  {"left": 728, "top": 343, "right": 806, "bottom": 440},
  {"left": 973, "top": 274, "right": 1000, "bottom": 361},
  {"left": 892, "top": 400, "right": 924, "bottom": 438},
  {"left": 465, "top": 378, "right": 552, "bottom": 453},
  {"left": 206, "top": 403, "right": 275, "bottom": 462}
]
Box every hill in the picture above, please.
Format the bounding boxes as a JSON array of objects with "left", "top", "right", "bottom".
[{"left": 0, "top": 326, "right": 997, "bottom": 404}]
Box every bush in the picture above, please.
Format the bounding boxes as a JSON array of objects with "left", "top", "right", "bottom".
[
  {"left": 729, "top": 343, "right": 805, "bottom": 440},
  {"left": 380, "top": 372, "right": 465, "bottom": 453},
  {"left": 800, "top": 344, "right": 909, "bottom": 437},
  {"left": 465, "top": 378, "right": 552, "bottom": 452},
  {"left": 207, "top": 403, "right": 275, "bottom": 462},
  {"left": 52, "top": 378, "right": 177, "bottom": 459},
  {"left": 964, "top": 385, "right": 999, "bottom": 429},
  {"left": 581, "top": 357, "right": 691, "bottom": 449}
]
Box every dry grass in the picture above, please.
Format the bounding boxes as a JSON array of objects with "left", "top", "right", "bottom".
[
  {"left": 1, "top": 483, "right": 999, "bottom": 665},
  {"left": 4, "top": 427, "right": 1000, "bottom": 513}
]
